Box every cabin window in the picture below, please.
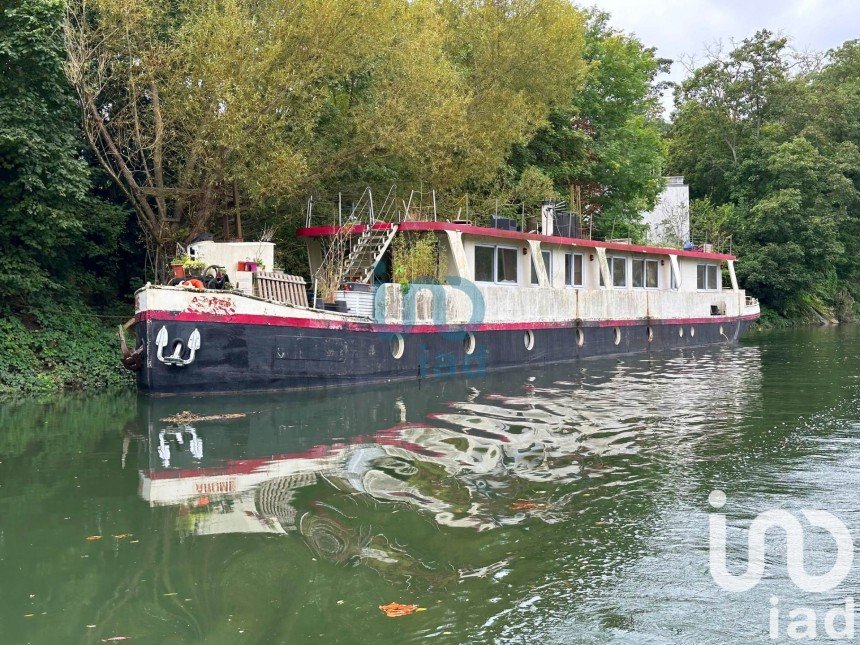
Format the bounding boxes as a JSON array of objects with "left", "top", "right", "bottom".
[
  {"left": 531, "top": 250, "right": 552, "bottom": 285},
  {"left": 475, "top": 245, "right": 494, "bottom": 282},
  {"left": 632, "top": 259, "right": 659, "bottom": 289},
  {"left": 497, "top": 247, "right": 519, "bottom": 283},
  {"left": 697, "top": 264, "right": 719, "bottom": 291},
  {"left": 564, "top": 253, "right": 583, "bottom": 287},
  {"left": 599, "top": 256, "right": 628, "bottom": 288},
  {"left": 611, "top": 257, "right": 627, "bottom": 288},
  {"left": 475, "top": 245, "right": 518, "bottom": 284}
]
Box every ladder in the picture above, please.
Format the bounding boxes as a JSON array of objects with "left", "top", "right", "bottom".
[{"left": 338, "top": 224, "right": 398, "bottom": 284}]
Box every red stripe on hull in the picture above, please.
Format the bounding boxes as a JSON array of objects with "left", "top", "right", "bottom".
[{"left": 137, "top": 308, "right": 759, "bottom": 333}]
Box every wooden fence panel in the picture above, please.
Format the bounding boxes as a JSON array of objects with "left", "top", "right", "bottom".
[{"left": 253, "top": 271, "right": 308, "bottom": 307}]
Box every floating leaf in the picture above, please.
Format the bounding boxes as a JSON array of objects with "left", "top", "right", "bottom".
[{"left": 379, "top": 602, "right": 421, "bottom": 617}]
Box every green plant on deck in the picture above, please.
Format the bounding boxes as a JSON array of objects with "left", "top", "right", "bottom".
[
  {"left": 392, "top": 233, "right": 446, "bottom": 294},
  {"left": 182, "top": 259, "right": 207, "bottom": 274}
]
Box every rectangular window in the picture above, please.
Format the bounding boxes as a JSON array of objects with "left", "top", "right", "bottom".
[
  {"left": 496, "top": 247, "right": 519, "bottom": 283},
  {"left": 697, "top": 264, "right": 720, "bottom": 290},
  {"left": 531, "top": 250, "right": 551, "bottom": 285},
  {"left": 611, "top": 257, "right": 627, "bottom": 288},
  {"left": 475, "top": 245, "right": 494, "bottom": 283},
  {"left": 632, "top": 259, "right": 659, "bottom": 288},
  {"left": 646, "top": 259, "right": 659, "bottom": 288},
  {"left": 707, "top": 264, "right": 719, "bottom": 290},
  {"left": 564, "top": 253, "right": 583, "bottom": 286}
]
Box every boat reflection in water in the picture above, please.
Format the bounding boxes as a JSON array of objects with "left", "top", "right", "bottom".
[{"left": 138, "top": 346, "right": 762, "bottom": 578}]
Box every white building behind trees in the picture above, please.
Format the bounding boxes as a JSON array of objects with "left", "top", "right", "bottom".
[{"left": 641, "top": 176, "right": 690, "bottom": 246}]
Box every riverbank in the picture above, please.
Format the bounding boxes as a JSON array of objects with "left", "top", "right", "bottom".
[{"left": 0, "top": 303, "right": 134, "bottom": 400}]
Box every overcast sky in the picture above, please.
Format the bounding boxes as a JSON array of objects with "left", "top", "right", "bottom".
[{"left": 588, "top": 0, "right": 860, "bottom": 117}]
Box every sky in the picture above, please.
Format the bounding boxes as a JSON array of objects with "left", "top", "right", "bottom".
[{"left": 588, "top": 0, "right": 860, "bottom": 117}]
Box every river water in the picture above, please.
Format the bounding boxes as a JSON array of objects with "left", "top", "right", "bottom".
[{"left": 0, "top": 326, "right": 858, "bottom": 643}]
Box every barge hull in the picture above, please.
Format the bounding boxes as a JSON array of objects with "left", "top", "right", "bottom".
[{"left": 136, "top": 316, "right": 757, "bottom": 395}]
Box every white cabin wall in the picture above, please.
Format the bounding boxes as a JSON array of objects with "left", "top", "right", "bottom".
[{"left": 375, "top": 283, "right": 747, "bottom": 325}]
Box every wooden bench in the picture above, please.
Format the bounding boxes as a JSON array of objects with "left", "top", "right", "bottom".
[{"left": 253, "top": 271, "right": 309, "bottom": 307}]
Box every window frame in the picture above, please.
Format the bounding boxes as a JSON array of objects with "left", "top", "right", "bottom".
[
  {"left": 564, "top": 252, "right": 584, "bottom": 287},
  {"left": 632, "top": 258, "right": 660, "bottom": 289},
  {"left": 609, "top": 256, "right": 628, "bottom": 288},
  {"left": 474, "top": 244, "right": 520, "bottom": 285},
  {"left": 496, "top": 246, "right": 519, "bottom": 284},
  {"left": 697, "top": 263, "right": 720, "bottom": 291},
  {"left": 474, "top": 244, "right": 495, "bottom": 284}
]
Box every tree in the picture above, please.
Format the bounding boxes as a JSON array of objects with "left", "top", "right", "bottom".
[
  {"left": 0, "top": 0, "right": 125, "bottom": 304},
  {"left": 507, "top": 10, "right": 668, "bottom": 240},
  {"left": 669, "top": 33, "right": 860, "bottom": 319},
  {"left": 64, "top": 0, "right": 590, "bottom": 274}
]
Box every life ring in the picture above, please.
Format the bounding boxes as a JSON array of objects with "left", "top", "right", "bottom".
[{"left": 180, "top": 279, "right": 205, "bottom": 290}]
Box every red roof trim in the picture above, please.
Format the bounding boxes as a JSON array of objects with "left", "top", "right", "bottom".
[{"left": 296, "top": 221, "right": 736, "bottom": 261}]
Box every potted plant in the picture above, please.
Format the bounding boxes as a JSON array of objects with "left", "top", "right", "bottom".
[
  {"left": 253, "top": 257, "right": 266, "bottom": 272},
  {"left": 170, "top": 257, "right": 187, "bottom": 279},
  {"left": 183, "top": 259, "right": 207, "bottom": 277}
]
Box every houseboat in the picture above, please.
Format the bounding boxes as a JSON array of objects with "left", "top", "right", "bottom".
[{"left": 128, "top": 199, "right": 760, "bottom": 395}]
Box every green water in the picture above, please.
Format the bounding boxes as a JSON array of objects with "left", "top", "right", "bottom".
[{"left": 1, "top": 326, "right": 858, "bottom": 644}]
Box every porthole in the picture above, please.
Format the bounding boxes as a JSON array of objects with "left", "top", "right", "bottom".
[
  {"left": 647, "top": 327, "right": 654, "bottom": 343},
  {"left": 464, "top": 332, "right": 476, "bottom": 355},
  {"left": 690, "top": 326, "right": 695, "bottom": 337},
  {"left": 679, "top": 327, "right": 684, "bottom": 337},
  {"left": 577, "top": 328, "right": 585, "bottom": 347},
  {"left": 390, "top": 333, "right": 404, "bottom": 359},
  {"left": 524, "top": 330, "right": 535, "bottom": 351},
  {"left": 614, "top": 327, "right": 621, "bottom": 345}
]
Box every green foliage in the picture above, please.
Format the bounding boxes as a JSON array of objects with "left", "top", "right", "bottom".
[
  {"left": 0, "top": 0, "right": 128, "bottom": 304},
  {"left": 65, "top": 0, "right": 589, "bottom": 263},
  {"left": 0, "top": 300, "right": 134, "bottom": 399},
  {"left": 392, "top": 233, "right": 446, "bottom": 290},
  {"left": 669, "top": 32, "right": 860, "bottom": 320},
  {"left": 0, "top": 0, "right": 137, "bottom": 398},
  {"left": 514, "top": 166, "right": 559, "bottom": 207},
  {"left": 506, "top": 10, "right": 667, "bottom": 240}
]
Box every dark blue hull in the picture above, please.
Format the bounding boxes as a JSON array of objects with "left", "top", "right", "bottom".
[{"left": 135, "top": 317, "right": 757, "bottom": 396}]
